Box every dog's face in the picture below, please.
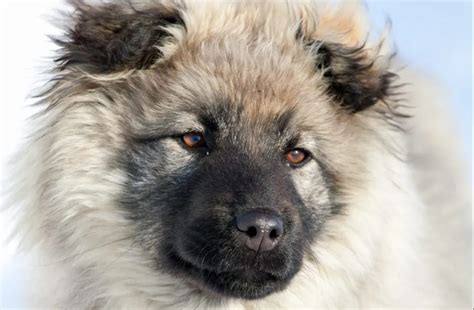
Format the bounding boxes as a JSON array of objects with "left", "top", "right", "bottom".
[
  {"left": 121, "top": 66, "right": 335, "bottom": 298},
  {"left": 123, "top": 104, "right": 325, "bottom": 299},
  {"left": 45, "top": 1, "right": 397, "bottom": 301},
  {"left": 120, "top": 43, "right": 335, "bottom": 298}
]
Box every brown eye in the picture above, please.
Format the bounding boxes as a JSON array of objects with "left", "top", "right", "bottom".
[
  {"left": 182, "top": 132, "right": 206, "bottom": 148},
  {"left": 286, "top": 149, "right": 308, "bottom": 165}
]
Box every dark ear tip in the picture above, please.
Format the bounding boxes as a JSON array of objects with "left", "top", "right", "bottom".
[
  {"left": 55, "top": 1, "right": 184, "bottom": 74},
  {"left": 306, "top": 40, "right": 397, "bottom": 113}
]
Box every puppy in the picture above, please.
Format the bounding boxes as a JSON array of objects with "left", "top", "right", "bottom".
[{"left": 7, "top": 0, "right": 471, "bottom": 308}]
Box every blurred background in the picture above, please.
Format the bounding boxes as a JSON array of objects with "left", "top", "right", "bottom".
[
  {"left": 0, "top": 0, "right": 472, "bottom": 307},
  {"left": 368, "top": 1, "right": 472, "bottom": 158}
]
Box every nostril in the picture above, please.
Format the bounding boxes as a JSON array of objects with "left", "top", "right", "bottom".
[
  {"left": 269, "top": 228, "right": 279, "bottom": 239},
  {"left": 246, "top": 226, "right": 258, "bottom": 238}
]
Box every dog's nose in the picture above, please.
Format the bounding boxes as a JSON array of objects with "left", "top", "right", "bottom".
[{"left": 236, "top": 211, "right": 284, "bottom": 252}]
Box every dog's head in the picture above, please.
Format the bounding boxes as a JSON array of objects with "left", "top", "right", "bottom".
[{"left": 30, "top": 0, "right": 401, "bottom": 301}]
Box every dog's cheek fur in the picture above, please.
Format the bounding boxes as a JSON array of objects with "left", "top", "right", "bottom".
[
  {"left": 291, "top": 160, "right": 336, "bottom": 224},
  {"left": 120, "top": 137, "right": 196, "bottom": 252}
]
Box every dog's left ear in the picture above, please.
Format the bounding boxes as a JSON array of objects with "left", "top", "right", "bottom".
[
  {"left": 311, "top": 41, "right": 397, "bottom": 113},
  {"left": 297, "top": 2, "right": 397, "bottom": 113},
  {"left": 54, "top": 1, "right": 184, "bottom": 74}
]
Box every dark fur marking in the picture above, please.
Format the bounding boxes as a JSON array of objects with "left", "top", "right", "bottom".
[
  {"left": 54, "top": 1, "right": 184, "bottom": 73},
  {"left": 275, "top": 109, "right": 296, "bottom": 138},
  {"left": 303, "top": 38, "right": 398, "bottom": 113}
]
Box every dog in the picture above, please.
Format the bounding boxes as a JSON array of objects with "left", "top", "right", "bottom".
[{"left": 6, "top": 0, "right": 471, "bottom": 308}]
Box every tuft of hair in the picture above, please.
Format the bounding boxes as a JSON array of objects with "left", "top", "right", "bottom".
[
  {"left": 53, "top": 0, "right": 185, "bottom": 74},
  {"left": 296, "top": 0, "right": 400, "bottom": 112}
]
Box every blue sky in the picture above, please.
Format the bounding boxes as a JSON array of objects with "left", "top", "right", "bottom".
[{"left": 366, "top": 1, "right": 472, "bottom": 157}]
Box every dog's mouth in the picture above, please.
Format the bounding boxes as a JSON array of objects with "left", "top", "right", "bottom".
[{"left": 166, "top": 250, "right": 291, "bottom": 299}]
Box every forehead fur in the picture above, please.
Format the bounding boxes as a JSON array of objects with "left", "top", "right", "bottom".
[
  {"left": 167, "top": 1, "right": 370, "bottom": 52},
  {"left": 142, "top": 0, "right": 381, "bottom": 114}
]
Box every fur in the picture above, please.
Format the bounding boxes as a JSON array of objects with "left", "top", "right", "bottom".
[{"left": 5, "top": 0, "right": 471, "bottom": 308}]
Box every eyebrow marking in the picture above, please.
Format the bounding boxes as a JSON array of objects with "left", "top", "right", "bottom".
[
  {"left": 276, "top": 109, "right": 296, "bottom": 136},
  {"left": 199, "top": 114, "right": 219, "bottom": 133}
]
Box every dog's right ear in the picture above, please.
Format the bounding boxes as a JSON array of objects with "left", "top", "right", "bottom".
[{"left": 54, "top": 1, "right": 185, "bottom": 74}]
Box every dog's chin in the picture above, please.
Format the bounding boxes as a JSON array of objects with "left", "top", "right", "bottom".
[{"left": 165, "top": 251, "right": 293, "bottom": 300}]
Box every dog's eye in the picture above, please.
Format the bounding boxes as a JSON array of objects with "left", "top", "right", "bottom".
[
  {"left": 286, "top": 149, "right": 309, "bottom": 166},
  {"left": 182, "top": 132, "right": 206, "bottom": 148}
]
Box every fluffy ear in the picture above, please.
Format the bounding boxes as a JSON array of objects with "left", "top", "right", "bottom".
[
  {"left": 311, "top": 41, "right": 397, "bottom": 112},
  {"left": 297, "top": 1, "right": 397, "bottom": 112},
  {"left": 54, "top": 1, "right": 184, "bottom": 74}
]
